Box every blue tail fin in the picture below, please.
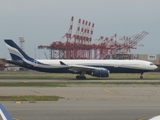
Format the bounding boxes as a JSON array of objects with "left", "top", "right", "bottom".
[{"left": 4, "top": 39, "right": 34, "bottom": 61}]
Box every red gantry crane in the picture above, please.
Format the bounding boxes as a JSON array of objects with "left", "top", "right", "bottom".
[{"left": 38, "top": 16, "right": 148, "bottom": 59}]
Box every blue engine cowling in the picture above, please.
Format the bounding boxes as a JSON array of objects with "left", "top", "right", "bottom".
[{"left": 91, "top": 70, "right": 109, "bottom": 77}]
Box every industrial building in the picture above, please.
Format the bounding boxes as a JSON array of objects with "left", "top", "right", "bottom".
[
  {"left": 0, "top": 58, "right": 6, "bottom": 70},
  {"left": 132, "top": 54, "right": 160, "bottom": 67}
]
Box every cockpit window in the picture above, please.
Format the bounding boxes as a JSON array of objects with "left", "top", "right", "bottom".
[{"left": 150, "top": 63, "right": 154, "bottom": 65}]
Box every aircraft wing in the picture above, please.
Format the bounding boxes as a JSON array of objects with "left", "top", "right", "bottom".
[{"left": 60, "top": 61, "right": 106, "bottom": 73}]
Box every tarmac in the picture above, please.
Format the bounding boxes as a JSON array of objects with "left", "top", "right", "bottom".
[{"left": 0, "top": 80, "right": 160, "bottom": 120}]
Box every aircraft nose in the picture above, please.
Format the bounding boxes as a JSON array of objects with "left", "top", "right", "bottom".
[{"left": 154, "top": 65, "right": 158, "bottom": 69}]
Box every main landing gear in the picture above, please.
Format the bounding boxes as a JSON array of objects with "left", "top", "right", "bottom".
[
  {"left": 140, "top": 73, "right": 143, "bottom": 79},
  {"left": 76, "top": 71, "right": 86, "bottom": 80},
  {"left": 76, "top": 75, "right": 86, "bottom": 79}
]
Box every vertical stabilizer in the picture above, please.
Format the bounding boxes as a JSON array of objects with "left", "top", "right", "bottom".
[{"left": 4, "top": 39, "right": 34, "bottom": 61}]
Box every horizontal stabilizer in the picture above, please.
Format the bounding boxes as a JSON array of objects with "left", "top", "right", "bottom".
[{"left": 0, "top": 103, "right": 13, "bottom": 120}]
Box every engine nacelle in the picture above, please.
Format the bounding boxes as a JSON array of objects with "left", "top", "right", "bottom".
[{"left": 91, "top": 70, "right": 109, "bottom": 77}]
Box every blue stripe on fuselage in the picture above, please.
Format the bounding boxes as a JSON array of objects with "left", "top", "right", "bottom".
[
  {"left": 20, "top": 64, "right": 150, "bottom": 74},
  {"left": 105, "top": 66, "right": 149, "bottom": 73}
]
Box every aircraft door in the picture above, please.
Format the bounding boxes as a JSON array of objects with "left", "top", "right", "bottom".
[{"left": 34, "top": 60, "right": 38, "bottom": 67}]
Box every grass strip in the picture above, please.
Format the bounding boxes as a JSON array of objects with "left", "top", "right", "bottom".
[
  {"left": 0, "top": 82, "right": 66, "bottom": 87},
  {"left": 0, "top": 82, "right": 160, "bottom": 87},
  {"left": 0, "top": 95, "right": 62, "bottom": 101},
  {"left": 0, "top": 73, "right": 160, "bottom": 79}
]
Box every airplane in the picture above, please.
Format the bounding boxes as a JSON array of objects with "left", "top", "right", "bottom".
[{"left": 4, "top": 39, "right": 158, "bottom": 79}]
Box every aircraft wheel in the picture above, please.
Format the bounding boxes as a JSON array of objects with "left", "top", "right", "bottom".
[
  {"left": 76, "top": 76, "right": 80, "bottom": 79},
  {"left": 82, "top": 76, "right": 86, "bottom": 79},
  {"left": 140, "top": 76, "right": 143, "bottom": 79},
  {"left": 76, "top": 76, "right": 86, "bottom": 80}
]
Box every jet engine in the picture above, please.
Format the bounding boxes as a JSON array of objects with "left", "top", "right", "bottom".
[{"left": 91, "top": 70, "right": 109, "bottom": 77}]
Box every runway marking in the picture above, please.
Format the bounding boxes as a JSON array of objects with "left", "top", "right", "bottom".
[
  {"left": 100, "top": 80, "right": 106, "bottom": 83},
  {"left": 137, "top": 80, "right": 144, "bottom": 83},
  {"left": 137, "top": 115, "right": 155, "bottom": 120},
  {"left": 15, "top": 101, "right": 22, "bottom": 104},
  {"left": 29, "top": 101, "right": 36, "bottom": 103},
  {"left": 13, "top": 117, "right": 20, "bottom": 120},
  {"left": 22, "top": 81, "right": 27, "bottom": 83},
  {"left": 104, "top": 90, "right": 111, "bottom": 93}
]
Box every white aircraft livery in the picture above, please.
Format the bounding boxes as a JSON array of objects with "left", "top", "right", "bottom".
[
  {"left": 149, "top": 115, "right": 160, "bottom": 120},
  {"left": 4, "top": 39, "right": 158, "bottom": 79}
]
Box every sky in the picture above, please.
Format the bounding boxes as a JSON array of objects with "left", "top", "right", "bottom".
[{"left": 0, "top": 0, "right": 160, "bottom": 59}]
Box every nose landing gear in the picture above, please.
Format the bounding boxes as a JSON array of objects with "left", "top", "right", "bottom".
[{"left": 140, "top": 73, "right": 143, "bottom": 79}]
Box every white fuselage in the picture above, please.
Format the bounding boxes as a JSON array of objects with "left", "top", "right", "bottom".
[{"left": 36, "top": 59, "right": 157, "bottom": 71}]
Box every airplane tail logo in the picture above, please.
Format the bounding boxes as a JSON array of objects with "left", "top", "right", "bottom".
[{"left": 4, "top": 39, "right": 34, "bottom": 62}]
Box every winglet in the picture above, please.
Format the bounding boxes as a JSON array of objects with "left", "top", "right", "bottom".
[
  {"left": 0, "top": 103, "right": 13, "bottom": 120},
  {"left": 60, "top": 61, "right": 67, "bottom": 65}
]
